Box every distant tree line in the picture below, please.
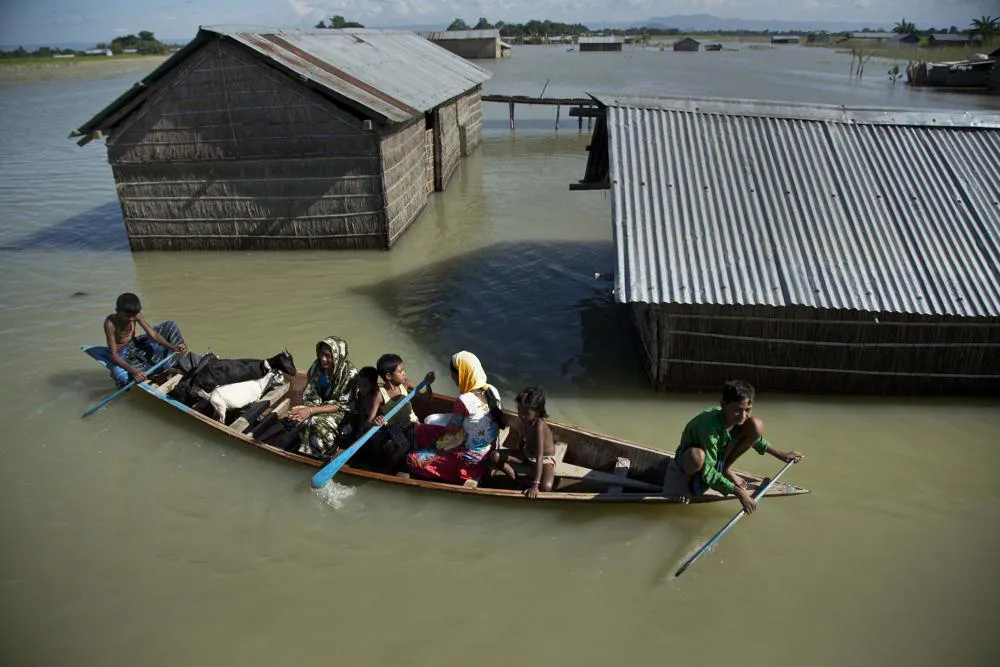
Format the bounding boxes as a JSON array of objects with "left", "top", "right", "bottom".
[
  {"left": 315, "top": 15, "right": 364, "bottom": 29},
  {"left": 0, "top": 30, "right": 171, "bottom": 58}
]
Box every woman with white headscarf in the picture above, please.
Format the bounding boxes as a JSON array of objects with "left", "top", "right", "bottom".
[{"left": 407, "top": 351, "right": 506, "bottom": 484}]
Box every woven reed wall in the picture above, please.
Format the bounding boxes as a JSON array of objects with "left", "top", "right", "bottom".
[
  {"left": 424, "top": 128, "right": 435, "bottom": 194},
  {"left": 632, "top": 303, "right": 1000, "bottom": 395},
  {"left": 434, "top": 101, "right": 460, "bottom": 191},
  {"left": 380, "top": 120, "right": 429, "bottom": 246},
  {"left": 106, "top": 41, "right": 386, "bottom": 250},
  {"left": 455, "top": 87, "right": 483, "bottom": 156}
]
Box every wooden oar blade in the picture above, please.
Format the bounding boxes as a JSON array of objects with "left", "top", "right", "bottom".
[{"left": 310, "top": 378, "right": 428, "bottom": 489}]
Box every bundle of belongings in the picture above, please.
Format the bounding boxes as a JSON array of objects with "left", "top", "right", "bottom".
[{"left": 167, "top": 351, "right": 303, "bottom": 451}]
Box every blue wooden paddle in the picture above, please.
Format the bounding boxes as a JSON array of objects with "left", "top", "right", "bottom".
[
  {"left": 674, "top": 459, "right": 797, "bottom": 577},
  {"left": 81, "top": 350, "right": 178, "bottom": 418},
  {"left": 311, "top": 378, "right": 429, "bottom": 489}
]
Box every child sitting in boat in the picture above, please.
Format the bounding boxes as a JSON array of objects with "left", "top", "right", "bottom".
[
  {"left": 334, "top": 366, "right": 379, "bottom": 450},
  {"left": 491, "top": 385, "right": 556, "bottom": 498},
  {"left": 87, "top": 292, "right": 187, "bottom": 387},
  {"left": 364, "top": 353, "right": 440, "bottom": 468},
  {"left": 663, "top": 380, "right": 804, "bottom": 513}
]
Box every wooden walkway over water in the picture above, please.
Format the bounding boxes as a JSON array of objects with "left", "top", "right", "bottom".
[{"left": 481, "top": 94, "right": 600, "bottom": 130}]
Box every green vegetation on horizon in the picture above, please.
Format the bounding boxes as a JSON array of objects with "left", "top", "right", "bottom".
[{"left": 0, "top": 30, "right": 172, "bottom": 58}]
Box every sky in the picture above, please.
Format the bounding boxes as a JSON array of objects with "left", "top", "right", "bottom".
[{"left": 1, "top": 0, "right": 996, "bottom": 47}]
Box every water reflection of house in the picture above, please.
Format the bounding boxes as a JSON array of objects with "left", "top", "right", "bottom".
[
  {"left": 578, "top": 36, "right": 624, "bottom": 52},
  {"left": 673, "top": 37, "right": 700, "bottom": 52},
  {"left": 572, "top": 95, "right": 1000, "bottom": 395},
  {"left": 70, "top": 26, "right": 492, "bottom": 251},
  {"left": 417, "top": 29, "right": 511, "bottom": 59}
]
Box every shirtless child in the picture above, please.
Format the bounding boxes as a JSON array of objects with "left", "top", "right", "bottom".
[
  {"left": 491, "top": 386, "right": 556, "bottom": 499},
  {"left": 101, "top": 292, "right": 186, "bottom": 387}
]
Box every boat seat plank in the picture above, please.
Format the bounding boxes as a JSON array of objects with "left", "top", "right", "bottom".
[
  {"left": 155, "top": 373, "right": 183, "bottom": 394},
  {"left": 555, "top": 460, "right": 659, "bottom": 492},
  {"left": 608, "top": 457, "right": 630, "bottom": 495},
  {"left": 228, "top": 383, "right": 291, "bottom": 431}
]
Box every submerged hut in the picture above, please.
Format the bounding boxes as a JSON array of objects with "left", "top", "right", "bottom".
[
  {"left": 417, "top": 29, "right": 510, "bottom": 59},
  {"left": 770, "top": 35, "right": 800, "bottom": 44},
  {"left": 571, "top": 94, "right": 1000, "bottom": 395},
  {"left": 672, "top": 38, "right": 700, "bottom": 52},
  {"left": 579, "top": 36, "right": 624, "bottom": 52},
  {"left": 71, "top": 26, "right": 492, "bottom": 251}
]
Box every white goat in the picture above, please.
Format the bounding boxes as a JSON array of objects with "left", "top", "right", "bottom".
[{"left": 197, "top": 369, "right": 284, "bottom": 422}]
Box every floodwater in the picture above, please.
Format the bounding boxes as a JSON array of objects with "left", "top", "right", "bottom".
[{"left": 1, "top": 44, "right": 998, "bottom": 666}]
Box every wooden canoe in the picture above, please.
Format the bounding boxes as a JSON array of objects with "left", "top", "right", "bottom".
[{"left": 84, "top": 350, "right": 808, "bottom": 503}]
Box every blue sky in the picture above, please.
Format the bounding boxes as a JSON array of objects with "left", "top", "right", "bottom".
[{"left": 1, "top": 0, "right": 997, "bottom": 46}]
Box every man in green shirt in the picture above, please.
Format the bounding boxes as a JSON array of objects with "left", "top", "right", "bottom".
[{"left": 665, "top": 380, "right": 803, "bottom": 513}]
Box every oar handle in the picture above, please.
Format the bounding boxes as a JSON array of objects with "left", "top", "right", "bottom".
[
  {"left": 311, "top": 378, "right": 429, "bottom": 489},
  {"left": 674, "top": 459, "right": 797, "bottom": 577},
  {"left": 81, "top": 351, "right": 178, "bottom": 418}
]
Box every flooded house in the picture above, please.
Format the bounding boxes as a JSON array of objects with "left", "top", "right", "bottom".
[
  {"left": 417, "top": 29, "right": 511, "bottom": 59},
  {"left": 571, "top": 95, "right": 1000, "bottom": 395},
  {"left": 578, "top": 36, "right": 624, "bottom": 52},
  {"left": 928, "top": 33, "right": 984, "bottom": 47},
  {"left": 71, "top": 26, "right": 492, "bottom": 251},
  {"left": 849, "top": 32, "right": 919, "bottom": 44},
  {"left": 672, "top": 38, "right": 700, "bottom": 52},
  {"left": 770, "top": 35, "right": 801, "bottom": 44}
]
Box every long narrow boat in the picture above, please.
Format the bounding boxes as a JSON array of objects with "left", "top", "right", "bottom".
[{"left": 81, "top": 347, "right": 808, "bottom": 503}]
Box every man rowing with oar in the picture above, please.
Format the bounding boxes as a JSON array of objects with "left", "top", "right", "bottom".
[{"left": 663, "top": 380, "right": 804, "bottom": 513}]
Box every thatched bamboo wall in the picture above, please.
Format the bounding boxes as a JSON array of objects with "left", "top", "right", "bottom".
[
  {"left": 430, "top": 39, "right": 502, "bottom": 60},
  {"left": 380, "top": 119, "right": 429, "bottom": 246},
  {"left": 455, "top": 87, "right": 483, "bottom": 156},
  {"left": 424, "top": 128, "right": 435, "bottom": 194},
  {"left": 106, "top": 41, "right": 386, "bottom": 250},
  {"left": 632, "top": 303, "right": 1000, "bottom": 395},
  {"left": 434, "top": 101, "right": 460, "bottom": 191}
]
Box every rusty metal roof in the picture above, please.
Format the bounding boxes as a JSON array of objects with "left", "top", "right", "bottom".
[
  {"left": 590, "top": 94, "right": 1000, "bottom": 317},
  {"left": 74, "top": 26, "right": 491, "bottom": 135},
  {"left": 417, "top": 29, "right": 500, "bottom": 40}
]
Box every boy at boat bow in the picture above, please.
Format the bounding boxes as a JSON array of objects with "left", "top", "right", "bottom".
[{"left": 667, "top": 380, "right": 803, "bottom": 513}]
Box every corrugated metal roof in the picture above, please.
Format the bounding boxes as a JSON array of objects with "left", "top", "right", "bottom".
[
  {"left": 579, "top": 36, "right": 624, "bottom": 44},
  {"left": 74, "top": 26, "right": 491, "bottom": 134},
  {"left": 417, "top": 29, "right": 500, "bottom": 40},
  {"left": 212, "top": 26, "right": 491, "bottom": 122},
  {"left": 592, "top": 94, "right": 1000, "bottom": 317}
]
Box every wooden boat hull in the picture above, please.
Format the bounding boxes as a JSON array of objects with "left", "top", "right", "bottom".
[{"left": 83, "top": 348, "right": 808, "bottom": 503}]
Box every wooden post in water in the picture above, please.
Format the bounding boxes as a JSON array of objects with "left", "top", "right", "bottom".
[
  {"left": 555, "top": 105, "right": 560, "bottom": 130},
  {"left": 578, "top": 112, "right": 583, "bottom": 130},
  {"left": 509, "top": 101, "right": 515, "bottom": 130}
]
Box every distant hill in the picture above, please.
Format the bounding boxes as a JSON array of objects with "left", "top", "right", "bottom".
[{"left": 593, "top": 13, "right": 883, "bottom": 33}]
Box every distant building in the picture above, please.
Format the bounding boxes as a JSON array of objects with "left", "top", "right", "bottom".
[
  {"left": 771, "top": 35, "right": 800, "bottom": 44},
  {"left": 806, "top": 32, "right": 832, "bottom": 43},
  {"left": 928, "top": 33, "right": 984, "bottom": 47},
  {"left": 578, "top": 36, "right": 624, "bottom": 52},
  {"left": 84, "top": 48, "right": 113, "bottom": 56},
  {"left": 673, "top": 37, "right": 700, "bottom": 52},
  {"left": 417, "top": 29, "right": 509, "bottom": 59},
  {"left": 848, "top": 32, "right": 919, "bottom": 45},
  {"left": 52, "top": 53, "right": 76, "bottom": 59},
  {"left": 123, "top": 48, "right": 138, "bottom": 54},
  {"left": 72, "top": 26, "right": 492, "bottom": 251}
]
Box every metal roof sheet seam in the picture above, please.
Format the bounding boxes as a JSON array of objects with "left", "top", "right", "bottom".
[{"left": 595, "top": 95, "right": 1000, "bottom": 317}]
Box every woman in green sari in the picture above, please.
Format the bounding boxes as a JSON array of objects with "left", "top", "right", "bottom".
[{"left": 288, "top": 336, "right": 358, "bottom": 457}]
